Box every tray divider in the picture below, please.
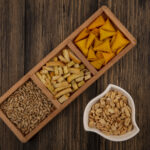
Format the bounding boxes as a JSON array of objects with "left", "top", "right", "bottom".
[
  {"left": 67, "top": 41, "right": 98, "bottom": 75},
  {"left": 30, "top": 74, "right": 61, "bottom": 109}
]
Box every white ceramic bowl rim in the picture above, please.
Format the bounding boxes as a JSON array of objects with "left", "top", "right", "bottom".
[{"left": 83, "top": 84, "right": 140, "bottom": 142}]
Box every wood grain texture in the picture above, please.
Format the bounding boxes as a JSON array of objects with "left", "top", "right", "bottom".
[
  {"left": 0, "top": 0, "right": 24, "bottom": 149},
  {"left": 0, "top": 0, "right": 150, "bottom": 149}
]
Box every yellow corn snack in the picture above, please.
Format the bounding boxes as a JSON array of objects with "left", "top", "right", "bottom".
[
  {"left": 90, "top": 59, "right": 105, "bottom": 69},
  {"left": 93, "top": 38, "right": 111, "bottom": 52},
  {"left": 116, "top": 45, "right": 126, "bottom": 54},
  {"left": 111, "top": 35, "right": 116, "bottom": 46},
  {"left": 100, "top": 28, "right": 116, "bottom": 41},
  {"left": 96, "top": 52, "right": 104, "bottom": 59},
  {"left": 102, "top": 52, "right": 115, "bottom": 64},
  {"left": 111, "top": 31, "right": 129, "bottom": 52},
  {"left": 74, "top": 28, "right": 89, "bottom": 42},
  {"left": 76, "top": 38, "right": 89, "bottom": 56},
  {"left": 91, "top": 28, "right": 99, "bottom": 37},
  {"left": 101, "top": 19, "right": 116, "bottom": 32},
  {"left": 86, "top": 32, "right": 95, "bottom": 48},
  {"left": 87, "top": 47, "right": 97, "bottom": 61},
  {"left": 94, "top": 37, "right": 103, "bottom": 47},
  {"left": 88, "top": 15, "right": 105, "bottom": 30}
]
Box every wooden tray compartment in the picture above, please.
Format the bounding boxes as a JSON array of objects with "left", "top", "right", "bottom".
[
  {"left": 0, "top": 6, "right": 136, "bottom": 143},
  {"left": 34, "top": 44, "right": 95, "bottom": 103},
  {"left": 0, "top": 77, "right": 58, "bottom": 143},
  {"left": 72, "top": 6, "right": 136, "bottom": 73}
]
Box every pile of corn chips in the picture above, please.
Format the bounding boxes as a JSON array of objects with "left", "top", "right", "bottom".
[{"left": 75, "top": 15, "right": 129, "bottom": 69}]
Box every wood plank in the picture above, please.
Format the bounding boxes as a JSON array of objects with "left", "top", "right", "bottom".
[
  {"left": 0, "top": 0, "right": 150, "bottom": 149},
  {"left": 0, "top": 0, "right": 25, "bottom": 149}
]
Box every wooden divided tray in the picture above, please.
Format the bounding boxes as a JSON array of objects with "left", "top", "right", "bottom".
[{"left": 0, "top": 6, "right": 136, "bottom": 143}]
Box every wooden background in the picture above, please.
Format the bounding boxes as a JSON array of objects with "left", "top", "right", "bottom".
[{"left": 0, "top": 0, "right": 150, "bottom": 149}]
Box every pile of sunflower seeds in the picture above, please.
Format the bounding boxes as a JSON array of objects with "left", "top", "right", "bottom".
[
  {"left": 88, "top": 90, "right": 133, "bottom": 135},
  {"left": 0, "top": 80, "right": 55, "bottom": 135}
]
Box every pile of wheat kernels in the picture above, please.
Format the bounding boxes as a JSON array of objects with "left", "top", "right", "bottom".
[
  {"left": 0, "top": 80, "right": 55, "bottom": 135},
  {"left": 88, "top": 90, "right": 133, "bottom": 135}
]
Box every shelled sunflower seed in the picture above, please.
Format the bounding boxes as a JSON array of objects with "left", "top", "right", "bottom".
[
  {"left": 0, "top": 80, "right": 56, "bottom": 135},
  {"left": 88, "top": 90, "right": 133, "bottom": 136},
  {"left": 36, "top": 48, "right": 92, "bottom": 104}
]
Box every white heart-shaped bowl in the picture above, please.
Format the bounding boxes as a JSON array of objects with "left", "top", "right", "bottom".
[{"left": 83, "top": 84, "right": 140, "bottom": 142}]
